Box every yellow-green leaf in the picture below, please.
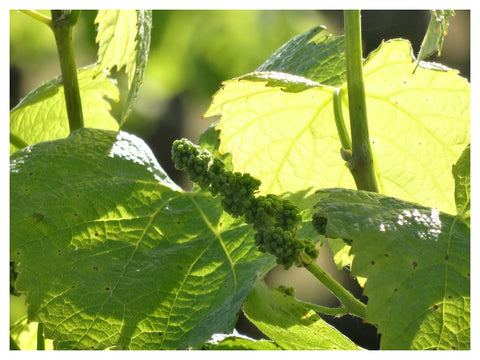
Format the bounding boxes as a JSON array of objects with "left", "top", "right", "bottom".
[
  {"left": 10, "top": 65, "right": 119, "bottom": 155},
  {"left": 356, "top": 39, "right": 470, "bottom": 214},
  {"left": 205, "top": 37, "right": 469, "bottom": 215},
  {"left": 95, "top": 10, "right": 138, "bottom": 80}
]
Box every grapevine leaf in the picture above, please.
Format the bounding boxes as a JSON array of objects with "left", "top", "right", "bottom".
[
  {"left": 94, "top": 10, "right": 151, "bottom": 125},
  {"left": 205, "top": 37, "right": 469, "bottom": 216},
  {"left": 242, "top": 280, "right": 361, "bottom": 350},
  {"left": 452, "top": 144, "right": 470, "bottom": 222},
  {"left": 121, "top": 10, "right": 151, "bottom": 125},
  {"left": 313, "top": 188, "right": 470, "bottom": 349},
  {"left": 257, "top": 25, "right": 346, "bottom": 87},
  {"left": 10, "top": 128, "right": 275, "bottom": 350},
  {"left": 9, "top": 65, "right": 119, "bottom": 154},
  {"left": 416, "top": 10, "right": 455, "bottom": 65}
]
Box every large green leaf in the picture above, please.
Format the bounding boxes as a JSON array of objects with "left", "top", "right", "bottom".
[
  {"left": 10, "top": 65, "right": 119, "bottom": 154},
  {"left": 313, "top": 188, "right": 470, "bottom": 349},
  {"left": 242, "top": 280, "right": 361, "bottom": 350},
  {"left": 10, "top": 128, "right": 274, "bottom": 350},
  {"left": 94, "top": 10, "right": 151, "bottom": 125},
  {"left": 204, "top": 36, "right": 469, "bottom": 215}
]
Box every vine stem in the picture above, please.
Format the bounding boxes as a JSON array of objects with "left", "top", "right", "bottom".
[
  {"left": 344, "top": 10, "right": 378, "bottom": 192},
  {"left": 51, "top": 10, "right": 84, "bottom": 132},
  {"left": 299, "top": 252, "right": 366, "bottom": 319}
]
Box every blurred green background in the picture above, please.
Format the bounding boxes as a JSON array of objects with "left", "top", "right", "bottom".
[{"left": 10, "top": 10, "right": 470, "bottom": 350}]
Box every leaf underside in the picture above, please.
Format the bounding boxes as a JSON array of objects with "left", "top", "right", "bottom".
[{"left": 10, "top": 128, "right": 275, "bottom": 350}]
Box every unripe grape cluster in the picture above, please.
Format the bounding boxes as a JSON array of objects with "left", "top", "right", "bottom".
[
  {"left": 171, "top": 138, "right": 318, "bottom": 269},
  {"left": 171, "top": 139, "right": 213, "bottom": 189}
]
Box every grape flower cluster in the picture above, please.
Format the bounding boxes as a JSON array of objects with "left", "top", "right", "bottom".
[{"left": 171, "top": 138, "right": 319, "bottom": 269}]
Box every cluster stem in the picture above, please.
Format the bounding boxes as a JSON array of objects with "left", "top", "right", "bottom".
[{"left": 299, "top": 252, "right": 366, "bottom": 319}]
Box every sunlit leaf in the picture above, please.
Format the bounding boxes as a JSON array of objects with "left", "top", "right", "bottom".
[
  {"left": 356, "top": 39, "right": 470, "bottom": 214},
  {"left": 10, "top": 318, "right": 53, "bottom": 350},
  {"left": 10, "top": 65, "right": 119, "bottom": 154},
  {"left": 10, "top": 128, "right": 274, "bottom": 349},
  {"left": 313, "top": 188, "right": 470, "bottom": 349},
  {"left": 242, "top": 280, "right": 361, "bottom": 350},
  {"left": 205, "top": 35, "right": 469, "bottom": 217},
  {"left": 95, "top": 10, "right": 137, "bottom": 80}
]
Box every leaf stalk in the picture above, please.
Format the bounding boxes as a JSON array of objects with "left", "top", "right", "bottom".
[
  {"left": 333, "top": 87, "right": 351, "bottom": 151},
  {"left": 20, "top": 10, "right": 52, "bottom": 27}
]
